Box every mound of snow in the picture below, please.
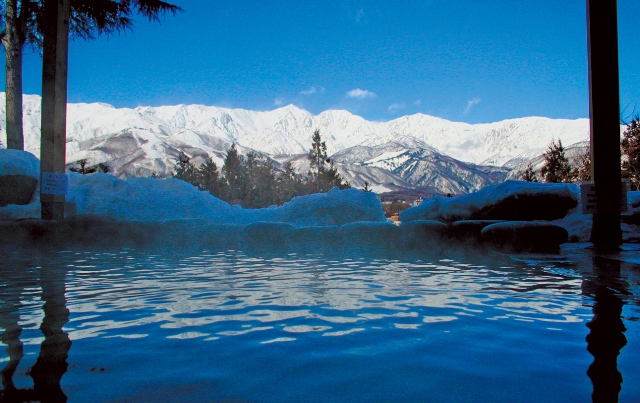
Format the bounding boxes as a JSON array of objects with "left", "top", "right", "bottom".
[
  {"left": 279, "top": 188, "right": 385, "bottom": 226},
  {"left": 0, "top": 149, "right": 39, "bottom": 178},
  {"left": 0, "top": 149, "right": 386, "bottom": 225},
  {"left": 2, "top": 149, "right": 638, "bottom": 244}
]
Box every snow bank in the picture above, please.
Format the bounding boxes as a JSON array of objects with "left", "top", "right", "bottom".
[
  {"left": 0, "top": 149, "right": 39, "bottom": 178},
  {"left": 0, "top": 149, "right": 386, "bottom": 225},
  {"left": 68, "top": 173, "right": 243, "bottom": 222},
  {"left": 277, "top": 187, "right": 385, "bottom": 226},
  {"left": 67, "top": 174, "right": 385, "bottom": 224},
  {"left": 1, "top": 149, "right": 638, "bottom": 243}
]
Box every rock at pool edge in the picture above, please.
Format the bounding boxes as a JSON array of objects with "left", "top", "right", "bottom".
[
  {"left": 0, "top": 174, "right": 38, "bottom": 206},
  {"left": 480, "top": 222, "right": 569, "bottom": 252}
]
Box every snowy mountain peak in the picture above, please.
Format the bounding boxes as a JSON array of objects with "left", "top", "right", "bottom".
[{"left": 1, "top": 94, "right": 596, "bottom": 193}]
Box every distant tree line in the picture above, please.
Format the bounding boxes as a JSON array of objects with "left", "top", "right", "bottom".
[
  {"left": 173, "top": 129, "right": 350, "bottom": 208},
  {"left": 521, "top": 116, "right": 640, "bottom": 190},
  {"left": 68, "top": 159, "right": 109, "bottom": 174}
]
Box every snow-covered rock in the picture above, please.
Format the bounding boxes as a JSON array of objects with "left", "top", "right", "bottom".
[
  {"left": 481, "top": 222, "right": 569, "bottom": 252},
  {"left": 0, "top": 149, "right": 40, "bottom": 206},
  {"left": 0, "top": 175, "right": 38, "bottom": 206},
  {"left": 400, "top": 180, "right": 578, "bottom": 223},
  {"left": 0, "top": 148, "right": 39, "bottom": 178}
]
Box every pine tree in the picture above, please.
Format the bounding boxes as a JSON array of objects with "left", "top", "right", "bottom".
[
  {"left": 244, "top": 152, "right": 278, "bottom": 208},
  {"left": 307, "top": 129, "right": 349, "bottom": 192},
  {"left": 363, "top": 181, "right": 372, "bottom": 192},
  {"left": 540, "top": 139, "right": 572, "bottom": 183},
  {"left": 221, "top": 144, "right": 247, "bottom": 204},
  {"left": 622, "top": 116, "right": 640, "bottom": 190},
  {"left": 520, "top": 164, "right": 538, "bottom": 182},
  {"left": 197, "top": 156, "right": 224, "bottom": 198},
  {"left": 276, "top": 162, "right": 306, "bottom": 204},
  {"left": 173, "top": 150, "right": 197, "bottom": 184},
  {"left": 570, "top": 146, "right": 591, "bottom": 183},
  {"left": 319, "top": 159, "right": 350, "bottom": 191},
  {"left": 308, "top": 129, "right": 327, "bottom": 193}
]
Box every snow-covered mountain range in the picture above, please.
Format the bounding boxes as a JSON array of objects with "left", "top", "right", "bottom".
[{"left": 2, "top": 94, "right": 592, "bottom": 194}]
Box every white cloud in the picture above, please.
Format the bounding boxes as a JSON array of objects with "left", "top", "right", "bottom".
[
  {"left": 388, "top": 103, "right": 406, "bottom": 112},
  {"left": 346, "top": 88, "right": 377, "bottom": 99},
  {"left": 300, "top": 87, "right": 317, "bottom": 96},
  {"left": 413, "top": 99, "right": 422, "bottom": 106},
  {"left": 464, "top": 97, "right": 481, "bottom": 115},
  {"left": 274, "top": 97, "right": 284, "bottom": 106},
  {"left": 299, "top": 86, "right": 325, "bottom": 96}
]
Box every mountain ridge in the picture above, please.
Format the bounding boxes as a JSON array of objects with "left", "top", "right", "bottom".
[{"left": 2, "top": 94, "right": 593, "bottom": 194}]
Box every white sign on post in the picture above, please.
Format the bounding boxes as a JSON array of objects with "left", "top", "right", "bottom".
[
  {"left": 41, "top": 172, "right": 68, "bottom": 195},
  {"left": 580, "top": 181, "right": 628, "bottom": 214}
]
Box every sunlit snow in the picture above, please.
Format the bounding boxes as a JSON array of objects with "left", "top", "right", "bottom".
[
  {"left": 2, "top": 149, "right": 639, "bottom": 243},
  {"left": 0, "top": 149, "right": 385, "bottom": 225}
]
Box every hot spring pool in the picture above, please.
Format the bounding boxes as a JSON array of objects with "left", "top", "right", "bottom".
[{"left": 1, "top": 245, "right": 639, "bottom": 402}]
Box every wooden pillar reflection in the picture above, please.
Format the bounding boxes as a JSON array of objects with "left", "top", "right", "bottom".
[
  {"left": 586, "top": 0, "right": 622, "bottom": 247},
  {"left": 0, "top": 291, "right": 25, "bottom": 393},
  {"left": 583, "top": 256, "right": 628, "bottom": 402},
  {"left": 0, "top": 258, "right": 70, "bottom": 402},
  {"left": 30, "top": 266, "right": 71, "bottom": 402}
]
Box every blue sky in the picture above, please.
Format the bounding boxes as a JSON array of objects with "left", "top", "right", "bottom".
[{"left": 7, "top": 0, "right": 640, "bottom": 123}]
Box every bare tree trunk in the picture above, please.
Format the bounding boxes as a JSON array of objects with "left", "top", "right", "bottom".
[{"left": 2, "top": 0, "right": 25, "bottom": 150}]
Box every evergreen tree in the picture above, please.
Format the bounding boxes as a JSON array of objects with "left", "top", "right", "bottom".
[
  {"left": 570, "top": 146, "right": 591, "bottom": 183},
  {"left": 307, "top": 129, "right": 349, "bottom": 192},
  {"left": 221, "top": 144, "right": 247, "bottom": 204},
  {"left": 319, "top": 158, "right": 350, "bottom": 191},
  {"left": 173, "top": 150, "right": 197, "bottom": 184},
  {"left": 308, "top": 129, "right": 327, "bottom": 193},
  {"left": 520, "top": 164, "right": 538, "bottom": 182},
  {"left": 0, "top": 0, "right": 182, "bottom": 150},
  {"left": 363, "top": 181, "right": 372, "bottom": 192},
  {"left": 197, "top": 156, "right": 224, "bottom": 198},
  {"left": 244, "top": 152, "right": 278, "bottom": 208},
  {"left": 622, "top": 116, "right": 640, "bottom": 190},
  {"left": 540, "top": 139, "right": 572, "bottom": 183},
  {"left": 276, "top": 161, "right": 306, "bottom": 204},
  {"left": 172, "top": 152, "right": 226, "bottom": 198}
]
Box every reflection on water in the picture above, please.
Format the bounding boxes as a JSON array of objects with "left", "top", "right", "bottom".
[
  {"left": 0, "top": 247, "right": 639, "bottom": 402},
  {"left": 1, "top": 259, "right": 71, "bottom": 402},
  {"left": 582, "top": 255, "right": 630, "bottom": 403}
]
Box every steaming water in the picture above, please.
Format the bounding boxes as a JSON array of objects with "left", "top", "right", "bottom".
[{"left": 2, "top": 246, "right": 640, "bottom": 402}]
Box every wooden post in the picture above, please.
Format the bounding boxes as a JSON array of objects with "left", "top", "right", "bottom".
[
  {"left": 40, "top": 0, "right": 70, "bottom": 220},
  {"left": 587, "top": 0, "right": 622, "bottom": 248}
]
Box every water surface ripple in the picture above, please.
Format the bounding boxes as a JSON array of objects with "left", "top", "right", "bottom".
[{"left": 1, "top": 248, "right": 639, "bottom": 402}]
